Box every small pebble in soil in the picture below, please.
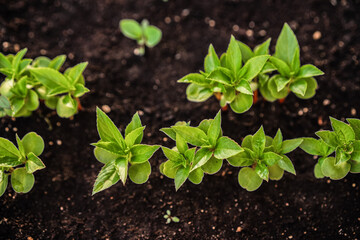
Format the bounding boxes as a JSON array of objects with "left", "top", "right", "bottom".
[
  {"left": 49, "top": 141, "right": 54, "bottom": 146},
  {"left": 259, "top": 29, "right": 266, "bottom": 37},
  {"left": 164, "top": 17, "right": 171, "bottom": 24},
  {"left": 246, "top": 29, "right": 253, "bottom": 37},
  {"left": 14, "top": 44, "right": 20, "bottom": 52},
  {"left": 60, "top": 206, "right": 64, "bottom": 211},
  {"left": 232, "top": 24, "right": 239, "bottom": 31},
  {"left": 5, "top": 127, "right": 9, "bottom": 132},
  {"left": 68, "top": 53, "right": 74, "bottom": 59},
  {"left": 174, "top": 15, "right": 181, "bottom": 22},
  {"left": 2, "top": 41, "right": 9, "bottom": 48},
  {"left": 313, "top": 31, "right": 322, "bottom": 40},
  {"left": 138, "top": 110, "right": 144, "bottom": 116},
  {"left": 181, "top": 9, "right": 190, "bottom": 17},
  {"left": 163, "top": 137, "right": 168, "bottom": 142},
  {"left": 12, "top": 127, "right": 17, "bottom": 132},
  {"left": 323, "top": 99, "right": 330, "bottom": 106},
  {"left": 236, "top": 226, "right": 242, "bottom": 232},
  {"left": 56, "top": 122, "right": 61, "bottom": 127},
  {"left": 56, "top": 140, "right": 62, "bottom": 146},
  {"left": 351, "top": 108, "right": 356, "bottom": 116},
  {"left": 209, "top": 20, "right": 216, "bottom": 27},
  {"left": 101, "top": 105, "right": 111, "bottom": 113},
  {"left": 352, "top": 183, "right": 356, "bottom": 188},
  {"left": 40, "top": 49, "right": 47, "bottom": 55}
]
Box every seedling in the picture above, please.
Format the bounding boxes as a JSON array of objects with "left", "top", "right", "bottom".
[
  {"left": 0, "top": 132, "right": 45, "bottom": 197},
  {"left": 120, "top": 19, "right": 162, "bottom": 56},
  {"left": 160, "top": 111, "right": 243, "bottom": 190},
  {"left": 164, "top": 210, "right": 179, "bottom": 224},
  {"left": 178, "top": 23, "right": 323, "bottom": 113},
  {"left": 300, "top": 117, "right": 360, "bottom": 180},
  {"left": 228, "top": 127, "right": 302, "bottom": 191},
  {"left": 0, "top": 48, "right": 89, "bottom": 118},
  {"left": 92, "top": 108, "right": 160, "bottom": 195}
]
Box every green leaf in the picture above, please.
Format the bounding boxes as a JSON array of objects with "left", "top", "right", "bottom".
[
  {"left": 255, "top": 163, "right": 269, "bottom": 181},
  {"left": 230, "top": 93, "right": 253, "bottom": 114},
  {"left": 0, "top": 95, "right": 10, "bottom": 109},
  {"left": 172, "top": 126, "right": 209, "bottom": 146},
  {"left": 16, "top": 134, "right": 25, "bottom": 158},
  {"left": 115, "top": 157, "right": 128, "bottom": 185},
  {"left": 269, "top": 56, "right": 291, "bottom": 77},
  {"left": 259, "top": 81, "right": 277, "bottom": 102},
  {"left": 120, "top": 19, "right": 142, "bottom": 40},
  {"left": 0, "top": 137, "right": 21, "bottom": 159},
  {"left": 351, "top": 140, "right": 360, "bottom": 162},
  {"left": 201, "top": 156, "right": 223, "bottom": 174},
  {"left": 296, "top": 64, "right": 324, "bottom": 78},
  {"left": 237, "top": 41, "right": 254, "bottom": 63},
  {"left": 160, "top": 160, "right": 179, "bottom": 179},
  {"left": 321, "top": 157, "right": 350, "bottom": 180},
  {"left": 206, "top": 68, "right": 232, "bottom": 86},
  {"left": 252, "top": 126, "right": 266, "bottom": 156},
  {"left": 238, "top": 167, "right": 263, "bottom": 191},
  {"left": 130, "top": 144, "right": 159, "bottom": 164},
  {"left": 96, "top": 107, "right": 125, "bottom": 149},
  {"left": 281, "top": 138, "right": 303, "bottom": 154},
  {"left": 314, "top": 162, "right": 325, "bottom": 178},
  {"left": 272, "top": 129, "right": 283, "bottom": 153},
  {"left": 316, "top": 130, "right": 339, "bottom": 148},
  {"left": 290, "top": 79, "right": 307, "bottom": 96},
  {"left": 226, "top": 35, "right": 242, "bottom": 78},
  {"left": 300, "top": 138, "right": 329, "bottom": 156},
  {"left": 347, "top": 118, "right": 360, "bottom": 140},
  {"left": 160, "top": 127, "right": 177, "bottom": 141},
  {"left": 56, "top": 95, "right": 77, "bottom": 118},
  {"left": 129, "top": 161, "right": 151, "bottom": 184},
  {"left": 93, "top": 147, "right": 120, "bottom": 164},
  {"left": 25, "top": 153, "right": 45, "bottom": 174},
  {"left": 188, "top": 167, "right": 204, "bottom": 184},
  {"left": 125, "top": 112, "right": 143, "bottom": 145},
  {"left": 125, "top": 126, "right": 145, "bottom": 148},
  {"left": 208, "top": 110, "right": 221, "bottom": 146},
  {"left": 274, "top": 76, "right": 290, "bottom": 92},
  {"left": 214, "top": 137, "right": 243, "bottom": 159},
  {"left": 30, "top": 67, "right": 73, "bottom": 91},
  {"left": 175, "top": 166, "right": 190, "bottom": 191},
  {"left": 92, "top": 162, "right": 120, "bottom": 195},
  {"left": 24, "top": 90, "right": 39, "bottom": 111},
  {"left": 238, "top": 55, "right": 270, "bottom": 81},
  {"left": 235, "top": 80, "right": 253, "bottom": 95},
  {"left": 263, "top": 152, "right": 282, "bottom": 166},
  {"left": 73, "top": 83, "right": 89, "bottom": 98},
  {"left": 67, "top": 62, "right": 88, "bottom": 84},
  {"left": 161, "top": 147, "right": 183, "bottom": 163},
  {"left": 11, "top": 168, "right": 34, "bottom": 193},
  {"left": 335, "top": 148, "right": 351, "bottom": 165},
  {"left": 274, "top": 23, "right": 299, "bottom": 66},
  {"left": 176, "top": 134, "right": 188, "bottom": 154},
  {"left": 12, "top": 48, "right": 27, "bottom": 72},
  {"left": 268, "top": 164, "right": 284, "bottom": 180},
  {"left": 178, "top": 73, "right": 210, "bottom": 86},
  {"left": 0, "top": 53, "right": 12, "bottom": 69},
  {"left": 92, "top": 141, "right": 123, "bottom": 155},
  {"left": 330, "top": 117, "right": 355, "bottom": 143},
  {"left": 290, "top": 48, "right": 300, "bottom": 73},
  {"left": 49, "top": 55, "right": 66, "bottom": 70},
  {"left": 204, "top": 44, "right": 220, "bottom": 73},
  {"left": 21, "top": 132, "right": 44, "bottom": 156},
  {"left": 277, "top": 155, "right": 296, "bottom": 174},
  {"left": 350, "top": 161, "right": 360, "bottom": 173},
  {"left": 0, "top": 174, "right": 8, "bottom": 197},
  {"left": 144, "top": 25, "right": 162, "bottom": 47},
  {"left": 294, "top": 77, "right": 317, "bottom": 99},
  {"left": 184, "top": 148, "right": 196, "bottom": 163},
  {"left": 186, "top": 84, "right": 213, "bottom": 102},
  {"left": 254, "top": 38, "right": 271, "bottom": 56},
  {"left": 227, "top": 150, "right": 254, "bottom": 167},
  {"left": 192, "top": 148, "right": 213, "bottom": 171},
  {"left": 268, "top": 75, "right": 289, "bottom": 99}
]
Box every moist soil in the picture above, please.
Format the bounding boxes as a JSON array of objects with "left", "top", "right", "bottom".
[{"left": 1, "top": 0, "right": 360, "bottom": 239}]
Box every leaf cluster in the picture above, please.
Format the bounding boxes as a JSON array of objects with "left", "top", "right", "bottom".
[
  {"left": 0, "top": 48, "right": 89, "bottom": 118},
  {"left": 0, "top": 132, "right": 45, "bottom": 197},
  {"left": 229, "top": 127, "right": 302, "bottom": 191},
  {"left": 92, "top": 108, "right": 159, "bottom": 195},
  {"left": 120, "top": 19, "right": 162, "bottom": 56},
  {"left": 300, "top": 117, "right": 360, "bottom": 180},
  {"left": 164, "top": 210, "right": 180, "bottom": 224},
  {"left": 160, "top": 111, "right": 243, "bottom": 190},
  {"left": 178, "top": 23, "right": 324, "bottom": 114}
]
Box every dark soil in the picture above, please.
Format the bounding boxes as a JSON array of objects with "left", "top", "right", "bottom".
[{"left": 1, "top": 0, "right": 360, "bottom": 239}]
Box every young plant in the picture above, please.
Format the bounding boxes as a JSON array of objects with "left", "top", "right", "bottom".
[
  {"left": 228, "top": 127, "right": 302, "bottom": 191},
  {"left": 178, "top": 23, "right": 324, "bottom": 113},
  {"left": 300, "top": 117, "right": 360, "bottom": 180},
  {"left": 0, "top": 48, "right": 89, "bottom": 118},
  {"left": 164, "top": 210, "right": 180, "bottom": 224},
  {"left": 120, "top": 19, "right": 162, "bottom": 56},
  {"left": 92, "top": 108, "right": 160, "bottom": 195},
  {"left": 0, "top": 132, "right": 45, "bottom": 197},
  {"left": 160, "top": 111, "right": 243, "bottom": 190}
]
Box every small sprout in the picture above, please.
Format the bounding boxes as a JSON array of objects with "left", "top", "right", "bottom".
[
  {"left": 160, "top": 110, "right": 243, "bottom": 190},
  {"left": 163, "top": 210, "right": 179, "bottom": 224},
  {"left": 91, "top": 108, "right": 160, "bottom": 195},
  {"left": 120, "top": 19, "right": 162, "bottom": 56},
  {"left": 300, "top": 117, "right": 360, "bottom": 180},
  {"left": 0, "top": 132, "right": 45, "bottom": 197},
  {"left": 178, "top": 22, "right": 323, "bottom": 114}
]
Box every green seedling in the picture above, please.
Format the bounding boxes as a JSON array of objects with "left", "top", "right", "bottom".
[
  {"left": 0, "top": 48, "right": 89, "bottom": 118},
  {"left": 0, "top": 132, "right": 45, "bottom": 197},
  {"left": 164, "top": 210, "right": 179, "bottom": 224},
  {"left": 228, "top": 127, "right": 302, "bottom": 191},
  {"left": 178, "top": 23, "right": 323, "bottom": 113},
  {"left": 160, "top": 111, "right": 243, "bottom": 190},
  {"left": 120, "top": 19, "right": 162, "bottom": 56},
  {"left": 92, "top": 108, "right": 160, "bottom": 195},
  {"left": 300, "top": 117, "right": 360, "bottom": 180}
]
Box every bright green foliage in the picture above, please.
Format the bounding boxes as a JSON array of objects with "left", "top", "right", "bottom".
[
  {"left": 300, "top": 117, "right": 360, "bottom": 180},
  {"left": 229, "top": 127, "right": 301, "bottom": 191},
  {"left": 0, "top": 49, "right": 89, "bottom": 118},
  {"left": 163, "top": 210, "right": 180, "bottom": 224},
  {"left": 0, "top": 132, "right": 45, "bottom": 197},
  {"left": 92, "top": 108, "right": 160, "bottom": 195},
  {"left": 160, "top": 111, "right": 243, "bottom": 190},
  {"left": 178, "top": 23, "right": 323, "bottom": 113},
  {"left": 120, "top": 19, "right": 162, "bottom": 56}
]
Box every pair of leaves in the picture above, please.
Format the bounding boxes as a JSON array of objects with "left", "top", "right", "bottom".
[{"left": 92, "top": 108, "right": 159, "bottom": 195}]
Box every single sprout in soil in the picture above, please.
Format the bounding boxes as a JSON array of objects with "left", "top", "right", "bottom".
[
  {"left": 164, "top": 210, "right": 180, "bottom": 224},
  {"left": 0, "top": 132, "right": 45, "bottom": 197},
  {"left": 178, "top": 22, "right": 324, "bottom": 114},
  {"left": 120, "top": 19, "right": 162, "bottom": 56}
]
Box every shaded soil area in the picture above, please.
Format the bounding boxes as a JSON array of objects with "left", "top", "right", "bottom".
[{"left": 1, "top": 0, "right": 360, "bottom": 239}]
